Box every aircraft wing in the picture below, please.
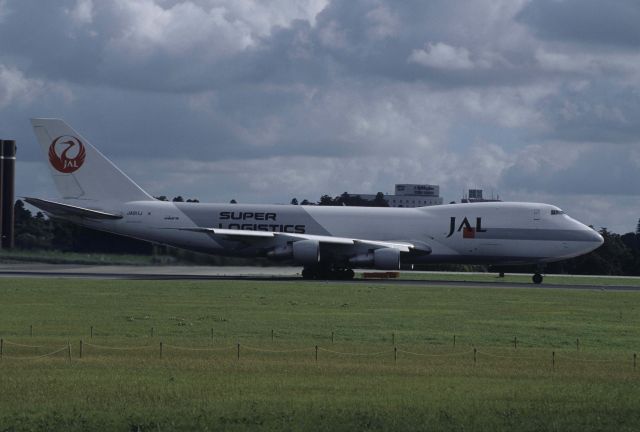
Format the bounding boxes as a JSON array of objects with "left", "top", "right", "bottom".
[
  {"left": 177, "top": 227, "right": 430, "bottom": 254},
  {"left": 23, "top": 197, "right": 123, "bottom": 220}
]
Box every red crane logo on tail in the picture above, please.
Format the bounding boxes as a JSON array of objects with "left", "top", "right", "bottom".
[{"left": 49, "top": 136, "right": 86, "bottom": 173}]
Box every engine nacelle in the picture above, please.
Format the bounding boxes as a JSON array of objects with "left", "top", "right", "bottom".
[
  {"left": 373, "top": 247, "right": 401, "bottom": 270},
  {"left": 349, "top": 247, "right": 401, "bottom": 270},
  {"left": 292, "top": 240, "right": 320, "bottom": 265},
  {"left": 266, "top": 244, "right": 293, "bottom": 259}
]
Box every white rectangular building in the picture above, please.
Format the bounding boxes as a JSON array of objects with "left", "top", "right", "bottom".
[{"left": 347, "top": 183, "right": 444, "bottom": 208}]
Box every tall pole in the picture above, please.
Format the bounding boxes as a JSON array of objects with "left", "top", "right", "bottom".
[
  {"left": 1, "top": 140, "right": 15, "bottom": 249},
  {"left": 0, "top": 140, "right": 4, "bottom": 249}
]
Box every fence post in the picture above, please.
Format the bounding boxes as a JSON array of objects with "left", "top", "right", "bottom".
[
  {"left": 315, "top": 345, "right": 318, "bottom": 362},
  {"left": 453, "top": 334, "right": 456, "bottom": 347},
  {"left": 271, "top": 329, "right": 274, "bottom": 342},
  {"left": 634, "top": 353, "right": 636, "bottom": 370},
  {"left": 90, "top": 326, "right": 93, "bottom": 338},
  {"left": 67, "top": 341, "right": 71, "bottom": 363},
  {"left": 394, "top": 346, "right": 397, "bottom": 364},
  {"left": 79, "top": 340, "right": 83, "bottom": 359},
  {"left": 1, "top": 338, "right": 3, "bottom": 360},
  {"left": 30, "top": 325, "right": 33, "bottom": 337},
  {"left": 237, "top": 343, "right": 240, "bottom": 360},
  {"left": 473, "top": 348, "right": 477, "bottom": 365},
  {"left": 552, "top": 351, "right": 555, "bottom": 369},
  {"left": 576, "top": 338, "right": 580, "bottom": 351},
  {"left": 392, "top": 332, "right": 395, "bottom": 345},
  {"left": 159, "top": 342, "right": 163, "bottom": 359},
  {"left": 211, "top": 328, "right": 214, "bottom": 344},
  {"left": 514, "top": 336, "right": 517, "bottom": 349},
  {"left": 331, "top": 332, "right": 334, "bottom": 344},
  {"left": 151, "top": 327, "right": 155, "bottom": 338}
]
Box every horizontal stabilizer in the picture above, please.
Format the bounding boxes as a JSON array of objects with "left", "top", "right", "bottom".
[{"left": 24, "top": 197, "right": 123, "bottom": 220}]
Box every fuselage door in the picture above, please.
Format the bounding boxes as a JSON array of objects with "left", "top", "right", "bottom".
[{"left": 533, "top": 209, "right": 541, "bottom": 221}]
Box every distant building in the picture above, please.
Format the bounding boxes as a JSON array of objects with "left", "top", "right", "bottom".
[
  {"left": 461, "top": 189, "right": 501, "bottom": 203},
  {"left": 636, "top": 218, "right": 640, "bottom": 234},
  {"left": 347, "top": 183, "right": 444, "bottom": 208},
  {"left": 389, "top": 184, "right": 443, "bottom": 207}
]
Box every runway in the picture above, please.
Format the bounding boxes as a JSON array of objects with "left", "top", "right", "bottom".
[{"left": 1, "top": 263, "right": 639, "bottom": 291}]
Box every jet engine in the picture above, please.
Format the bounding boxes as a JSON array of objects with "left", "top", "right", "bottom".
[
  {"left": 349, "top": 247, "right": 401, "bottom": 270},
  {"left": 292, "top": 240, "right": 320, "bottom": 264},
  {"left": 267, "top": 240, "right": 320, "bottom": 265}
]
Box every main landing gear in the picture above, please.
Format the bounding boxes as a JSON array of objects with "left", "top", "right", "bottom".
[{"left": 302, "top": 266, "right": 355, "bottom": 280}]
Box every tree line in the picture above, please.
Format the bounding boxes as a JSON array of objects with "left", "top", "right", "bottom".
[
  {"left": 290, "top": 192, "right": 389, "bottom": 207},
  {"left": 10, "top": 198, "right": 640, "bottom": 276}
]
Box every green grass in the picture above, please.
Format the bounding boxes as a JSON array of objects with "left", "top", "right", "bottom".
[
  {"left": 0, "top": 249, "right": 156, "bottom": 265},
  {"left": 393, "top": 271, "right": 640, "bottom": 286},
  {"left": 0, "top": 278, "right": 639, "bottom": 431}
]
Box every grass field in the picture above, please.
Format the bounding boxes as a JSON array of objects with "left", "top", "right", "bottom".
[
  {"left": 393, "top": 272, "right": 640, "bottom": 286},
  {"left": 0, "top": 278, "right": 639, "bottom": 431},
  {"left": 0, "top": 249, "right": 156, "bottom": 265}
]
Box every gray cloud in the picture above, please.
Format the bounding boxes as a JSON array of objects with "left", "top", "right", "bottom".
[
  {"left": 2, "top": 0, "right": 640, "bottom": 234},
  {"left": 534, "top": 81, "right": 640, "bottom": 144},
  {"left": 501, "top": 143, "right": 640, "bottom": 196},
  {"left": 518, "top": 0, "right": 640, "bottom": 48}
]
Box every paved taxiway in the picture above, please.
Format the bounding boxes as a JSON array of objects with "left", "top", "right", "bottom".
[
  {"left": 0, "top": 263, "right": 301, "bottom": 278},
  {"left": 0, "top": 264, "right": 639, "bottom": 291}
]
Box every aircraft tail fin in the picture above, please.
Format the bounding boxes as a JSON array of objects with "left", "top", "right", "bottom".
[{"left": 30, "top": 118, "right": 154, "bottom": 203}]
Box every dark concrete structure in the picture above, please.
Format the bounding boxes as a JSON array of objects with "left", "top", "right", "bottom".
[
  {"left": 1, "top": 140, "right": 16, "bottom": 249},
  {"left": 0, "top": 141, "right": 3, "bottom": 246}
]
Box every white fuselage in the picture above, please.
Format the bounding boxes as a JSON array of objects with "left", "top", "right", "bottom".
[
  {"left": 28, "top": 118, "right": 604, "bottom": 274},
  {"left": 78, "top": 200, "right": 603, "bottom": 267}
]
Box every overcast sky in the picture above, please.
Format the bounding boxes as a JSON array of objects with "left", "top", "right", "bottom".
[{"left": 1, "top": 0, "right": 639, "bottom": 233}]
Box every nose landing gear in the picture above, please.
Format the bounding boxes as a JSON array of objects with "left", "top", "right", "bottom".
[{"left": 532, "top": 265, "right": 545, "bottom": 284}]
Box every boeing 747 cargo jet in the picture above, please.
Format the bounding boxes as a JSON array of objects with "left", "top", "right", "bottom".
[{"left": 26, "top": 119, "right": 603, "bottom": 283}]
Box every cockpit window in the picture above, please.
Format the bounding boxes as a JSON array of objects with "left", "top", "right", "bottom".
[{"left": 551, "top": 209, "right": 564, "bottom": 215}]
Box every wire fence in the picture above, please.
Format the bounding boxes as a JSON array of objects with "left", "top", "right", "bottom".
[
  {"left": 0, "top": 336, "right": 636, "bottom": 371},
  {"left": 1, "top": 327, "right": 637, "bottom": 370},
  {"left": 1, "top": 341, "right": 71, "bottom": 362}
]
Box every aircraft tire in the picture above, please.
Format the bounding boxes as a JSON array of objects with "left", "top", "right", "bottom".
[{"left": 532, "top": 273, "right": 543, "bottom": 284}]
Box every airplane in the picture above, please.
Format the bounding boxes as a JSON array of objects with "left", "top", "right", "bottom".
[{"left": 26, "top": 118, "right": 604, "bottom": 284}]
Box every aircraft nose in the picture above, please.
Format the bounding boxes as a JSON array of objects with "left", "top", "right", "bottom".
[
  {"left": 579, "top": 226, "right": 604, "bottom": 252},
  {"left": 591, "top": 229, "right": 604, "bottom": 246}
]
